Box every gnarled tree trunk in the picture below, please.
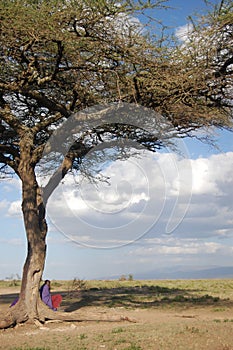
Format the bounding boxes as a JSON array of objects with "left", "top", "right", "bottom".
[
  {"left": 20, "top": 170, "right": 47, "bottom": 318},
  {"left": 0, "top": 134, "right": 48, "bottom": 328},
  {"left": 0, "top": 149, "right": 134, "bottom": 329}
]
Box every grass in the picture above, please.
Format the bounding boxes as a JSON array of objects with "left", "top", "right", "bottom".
[
  {"left": 1, "top": 279, "right": 233, "bottom": 350},
  {"left": 1, "top": 278, "right": 233, "bottom": 294},
  {"left": 11, "top": 348, "right": 50, "bottom": 350},
  {"left": 112, "top": 327, "right": 124, "bottom": 334},
  {"left": 1, "top": 278, "right": 233, "bottom": 311},
  {"left": 61, "top": 279, "right": 230, "bottom": 311}
]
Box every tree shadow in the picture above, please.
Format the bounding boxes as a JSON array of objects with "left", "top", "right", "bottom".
[
  {"left": 1, "top": 285, "right": 231, "bottom": 313},
  {"left": 61, "top": 285, "right": 231, "bottom": 312},
  {"left": 0, "top": 292, "right": 19, "bottom": 308}
]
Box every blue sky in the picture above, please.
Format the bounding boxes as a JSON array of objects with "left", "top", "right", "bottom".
[{"left": 0, "top": 0, "right": 232, "bottom": 281}]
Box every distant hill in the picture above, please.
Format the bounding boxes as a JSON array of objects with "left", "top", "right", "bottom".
[{"left": 133, "top": 266, "right": 233, "bottom": 280}]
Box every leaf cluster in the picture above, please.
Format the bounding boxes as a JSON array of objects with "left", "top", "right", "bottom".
[{"left": 0, "top": 0, "right": 232, "bottom": 178}]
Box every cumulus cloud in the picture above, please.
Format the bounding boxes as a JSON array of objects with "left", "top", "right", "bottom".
[
  {"left": 0, "top": 199, "right": 9, "bottom": 210},
  {"left": 191, "top": 152, "right": 233, "bottom": 195},
  {"left": 124, "top": 235, "right": 233, "bottom": 275},
  {"left": 3, "top": 146, "right": 229, "bottom": 273},
  {"left": 7, "top": 200, "right": 22, "bottom": 217},
  {"left": 44, "top": 149, "right": 233, "bottom": 251},
  {"left": 131, "top": 237, "right": 229, "bottom": 256},
  {"left": 175, "top": 23, "right": 193, "bottom": 42}
]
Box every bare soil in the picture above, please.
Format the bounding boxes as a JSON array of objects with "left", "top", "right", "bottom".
[{"left": 0, "top": 282, "right": 233, "bottom": 350}]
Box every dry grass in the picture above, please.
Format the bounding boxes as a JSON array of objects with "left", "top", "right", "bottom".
[{"left": 1, "top": 279, "right": 233, "bottom": 350}]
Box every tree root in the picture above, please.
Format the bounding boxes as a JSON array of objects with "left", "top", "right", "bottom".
[
  {"left": 38, "top": 302, "right": 137, "bottom": 323},
  {"left": 0, "top": 315, "right": 16, "bottom": 330},
  {"left": 0, "top": 302, "right": 136, "bottom": 329},
  {"left": 0, "top": 302, "right": 30, "bottom": 329}
]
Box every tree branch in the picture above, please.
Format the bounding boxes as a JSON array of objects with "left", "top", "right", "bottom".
[
  {"left": 32, "top": 112, "right": 67, "bottom": 134},
  {"left": 0, "top": 107, "right": 23, "bottom": 132},
  {"left": 0, "top": 82, "right": 70, "bottom": 121},
  {"left": 21, "top": 89, "right": 71, "bottom": 118},
  {"left": 215, "top": 56, "right": 233, "bottom": 78},
  {"left": 42, "top": 155, "right": 73, "bottom": 206},
  {"left": 0, "top": 153, "right": 18, "bottom": 173},
  {"left": 42, "top": 142, "right": 91, "bottom": 206},
  {"left": 0, "top": 144, "right": 19, "bottom": 158}
]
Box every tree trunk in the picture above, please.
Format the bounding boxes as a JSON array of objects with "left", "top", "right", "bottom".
[
  {"left": 0, "top": 133, "right": 134, "bottom": 329},
  {"left": 0, "top": 132, "right": 48, "bottom": 328}
]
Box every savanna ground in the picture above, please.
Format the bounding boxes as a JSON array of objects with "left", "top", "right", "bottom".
[{"left": 0, "top": 278, "right": 233, "bottom": 350}]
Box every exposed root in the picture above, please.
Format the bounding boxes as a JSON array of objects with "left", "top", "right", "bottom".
[
  {"left": 0, "top": 300, "right": 137, "bottom": 330},
  {"left": 0, "top": 317, "right": 15, "bottom": 330},
  {"left": 0, "top": 310, "right": 18, "bottom": 329},
  {"left": 37, "top": 299, "right": 137, "bottom": 323},
  {"left": 39, "top": 307, "right": 137, "bottom": 323}
]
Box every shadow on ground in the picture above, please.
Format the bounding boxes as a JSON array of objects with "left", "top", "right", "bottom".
[
  {"left": 0, "top": 293, "right": 19, "bottom": 308},
  {"left": 1, "top": 285, "right": 231, "bottom": 312},
  {"left": 61, "top": 285, "right": 231, "bottom": 312}
]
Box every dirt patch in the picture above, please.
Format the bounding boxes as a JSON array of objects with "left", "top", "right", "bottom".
[{"left": 1, "top": 282, "right": 233, "bottom": 350}]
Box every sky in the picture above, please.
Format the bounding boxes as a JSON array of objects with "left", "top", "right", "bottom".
[{"left": 0, "top": 0, "right": 232, "bottom": 281}]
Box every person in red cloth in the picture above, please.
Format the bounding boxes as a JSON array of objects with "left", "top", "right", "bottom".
[{"left": 39, "top": 280, "right": 62, "bottom": 311}]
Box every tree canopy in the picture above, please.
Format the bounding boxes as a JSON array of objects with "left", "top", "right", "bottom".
[{"left": 0, "top": 0, "right": 232, "bottom": 329}]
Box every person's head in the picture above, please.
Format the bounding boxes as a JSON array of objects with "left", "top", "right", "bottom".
[{"left": 45, "top": 280, "right": 50, "bottom": 287}]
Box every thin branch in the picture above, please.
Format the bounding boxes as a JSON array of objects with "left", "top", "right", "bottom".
[
  {"left": 0, "top": 82, "right": 70, "bottom": 121},
  {"left": 0, "top": 153, "right": 18, "bottom": 172},
  {"left": 42, "top": 142, "right": 91, "bottom": 205},
  {"left": 52, "top": 40, "right": 65, "bottom": 79},
  {"left": 0, "top": 144, "right": 19, "bottom": 158},
  {"left": 0, "top": 107, "right": 23, "bottom": 132},
  {"left": 21, "top": 89, "right": 71, "bottom": 119},
  {"left": 215, "top": 56, "right": 233, "bottom": 78},
  {"left": 32, "top": 112, "right": 66, "bottom": 134}
]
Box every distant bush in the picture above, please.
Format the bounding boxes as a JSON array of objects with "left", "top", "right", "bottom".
[
  {"left": 8, "top": 279, "right": 20, "bottom": 287},
  {"left": 128, "top": 274, "right": 134, "bottom": 281},
  {"left": 66, "top": 277, "right": 87, "bottom": 298},
  {"left": 119, "top": 274, "right": 134, "bottom": 281}
]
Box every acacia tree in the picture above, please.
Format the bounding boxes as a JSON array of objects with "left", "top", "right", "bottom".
[{"left": 0, "top": 0, "right": 232, "bottom": 328}]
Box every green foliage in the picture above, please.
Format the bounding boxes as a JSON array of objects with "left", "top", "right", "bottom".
[
  {"left": 80, "top": 333, "right": 88, "bottom": 339},
  {"left": 1, "top": 0, "right": 232, "bottom": 131},
  {"left": 123, "top": 344, "right": 142, "bottom": 350},
  {"left": 112, "top": 327, "right": 124, "bottom": 333}
]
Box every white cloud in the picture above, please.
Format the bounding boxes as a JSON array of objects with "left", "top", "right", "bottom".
[
  {"left": 129, "top": 238, "right": 233, "bottom": 263},
  {"left": 44, "top": 150, "right": 233, "bottom": 249},
  {"left": 175, "top": 23, "right": 193, "bottom": 42},
  {"left": 0, "top": 199, "right": 9, "bottom": 210},
  {"left": 191, "top": 152, "right": 233, "bottom": 195},
  {"left": 2, "top": 148, "right": 229, "bottom": 273},
  {"left": 191, "top": 157, "right": 219, "bottom": 195},
  {"left": 0, "top": 177, "right": 21, "bottom": 193},
  {"left": 7, "top": 200, "right": 22, "bottom": 217}
]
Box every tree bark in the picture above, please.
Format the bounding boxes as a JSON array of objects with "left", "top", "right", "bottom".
[
  {"left": 0, "top": 168, "right": 47, "bottom": 328},
  {"left": 0, "top": 129, "right": 47, "bottom": 328},
  {"left": 0, "top": 135, "right": 134, "bottom": 329}
]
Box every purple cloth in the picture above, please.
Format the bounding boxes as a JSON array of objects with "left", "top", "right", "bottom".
[
  {"left": 40, "top": 284, "right": 54, "bottom": 310},
  {"left": 10, "top": 297, "right": 19, "bottom": 307}
]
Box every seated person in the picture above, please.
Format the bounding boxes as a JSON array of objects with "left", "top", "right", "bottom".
[{"left": 39, "top": 279, "right": 62, "bottom": 311}]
